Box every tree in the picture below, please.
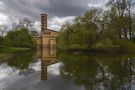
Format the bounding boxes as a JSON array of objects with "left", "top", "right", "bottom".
[
  {"left": 58, "top": 6, "right": 135, "bottom": 50},
  {"left": 6, "top": 28, "right": 36, "bottom": 48},
  {"left": 12, "top": 18, "right": 34, "bottom": 31},
  {"left": 58, "top": 9, "right": 98, "bottom": 49},
  {"left": 107, "top": 0, "right": 135, "bottom": 39},
  {"left": 0, "top": 25, "right": 8, "bottom": 46},
  {"left": 0, "top": 25, "right": 8, "bottom": 37}
]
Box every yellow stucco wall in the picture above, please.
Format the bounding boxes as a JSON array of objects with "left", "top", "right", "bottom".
[
  {"left": 42, "top": 37, "right": 50, "bottom": 46},
  {"left": 35, "top": 30, "right": 58, "bottom": 47},
  {"left": 34, "top": 29, "right": 58, "bottom": 47}
]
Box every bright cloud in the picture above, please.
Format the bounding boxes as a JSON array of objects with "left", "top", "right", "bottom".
[
  {"left": 48, "top": 16, "right": 75, "bottom": 30},
  {"left": 88, "top": 0, "right": 108, "bottom": 8},
  {"left": 0, "top": 13, "right": 8, "bottom": 24}
]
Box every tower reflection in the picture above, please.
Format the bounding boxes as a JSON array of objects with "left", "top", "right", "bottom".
[{"left": 40, "top": 47, "right": 57, "bottom": 80}]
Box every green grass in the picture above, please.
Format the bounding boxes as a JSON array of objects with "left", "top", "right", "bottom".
[{"left": 0, "top": 46, "right": 31, "bottom": 53}]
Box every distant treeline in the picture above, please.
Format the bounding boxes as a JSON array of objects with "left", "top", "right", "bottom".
[{"left": 58, "top": 0, "right": 135, "bottom": 51}]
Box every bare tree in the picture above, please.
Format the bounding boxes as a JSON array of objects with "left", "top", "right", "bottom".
[
  {"left": 107, "top": 0, "right": 135, "bottom": 39},
  {"left": 12, "top": 17, "right": 34, "bottom": 31},
  {"left": 18, "top": 18, "right": 33, "bottom": 29},
  {"left": 127, "top": 0, "right": 133, "bottom": 39},
  {"left": 0, "top": 25, "right": 8, "bottom": 37}
]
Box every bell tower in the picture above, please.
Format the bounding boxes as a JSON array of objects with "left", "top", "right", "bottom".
[{"left": 41, "top": 14, "right": 47, "bottom": 33}]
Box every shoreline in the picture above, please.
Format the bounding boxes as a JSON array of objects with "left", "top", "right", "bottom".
[
  {"left": 0, "top": 46, "right": 31, "bottom": 53},
  {"left": 59, "top": 48, "right": 135, "bottom": 54}
]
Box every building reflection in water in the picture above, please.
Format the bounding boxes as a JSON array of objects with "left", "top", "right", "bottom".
[{"left": 39, "top": 47, "right": 57, "bottom": 80}]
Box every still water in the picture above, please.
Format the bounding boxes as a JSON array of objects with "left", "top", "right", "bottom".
[{"left": 0, "top": 48, "right": 135, "bottom": 90}]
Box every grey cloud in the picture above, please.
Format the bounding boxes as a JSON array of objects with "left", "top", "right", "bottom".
[
  {"left": 1, "top": 0, "right": 40, "bottom": 20},
  {"left": 0, "top": 0, "right": 92, "bottom": 21}
]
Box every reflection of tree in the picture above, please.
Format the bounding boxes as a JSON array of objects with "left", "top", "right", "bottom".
[
  {"left": 108, "top": 57, "right": 134, "bottom": 90},
  {"left": 58, "top": 53, "right": 135, "bottom": 90},
  {"left": 2, "top": 51, "right": 36, "bottom": 70}
]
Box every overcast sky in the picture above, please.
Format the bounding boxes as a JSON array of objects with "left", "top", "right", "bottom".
[{"left": 0, "top": 0, "right": 108, "bottom": 31}]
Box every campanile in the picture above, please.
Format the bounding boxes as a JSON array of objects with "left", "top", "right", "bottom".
[{"left": 41, "top": 14, "right": 47, "bottom": 33}]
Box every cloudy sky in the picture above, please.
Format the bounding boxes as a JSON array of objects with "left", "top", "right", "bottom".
[{"left": 0, "top": 0, "right": 107, "bottom": 31}]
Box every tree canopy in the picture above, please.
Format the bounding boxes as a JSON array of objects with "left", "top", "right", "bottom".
[
  {"left": 5, "top": 28, "right": 36, "bottom": 48},
  {"left": 58, "top": 4, "right": 135, "bottom": 50}
]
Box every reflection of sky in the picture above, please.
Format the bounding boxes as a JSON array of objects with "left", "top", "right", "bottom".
[
  {"left": 29, "top": 59, "right": 61, "bottom": 75},
  {"left": 0, "top": 64, "right": 21, "bottom": 89},
  {"left": 48, "top": 63, "right": 61, "bottom": 76},
  {"left": 3, "top": 61, "right": 84, "bottom": 90},
  {"left": 0, "top": 60, "right": 39, "bottom": 89},
  {"left": 29, "top": 59, "right": 41, "bottom": 71},
  {"left": 0, "top": 60, "right": 41, "bottom": 89}
]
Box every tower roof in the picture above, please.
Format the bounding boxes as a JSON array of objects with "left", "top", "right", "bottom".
[{"left": 41, "top": 13, "right": 47, "bottom": 16}]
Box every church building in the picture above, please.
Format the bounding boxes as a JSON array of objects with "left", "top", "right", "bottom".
[{"left": 35, "top": 14, "right": 59, "bottom": 47}]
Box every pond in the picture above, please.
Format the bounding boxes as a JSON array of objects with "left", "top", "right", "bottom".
[{"left": 0, "top": 48, "right": 135, "bottom": 90}]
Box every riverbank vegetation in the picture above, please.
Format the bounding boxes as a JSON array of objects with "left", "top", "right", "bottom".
[
  {"left": 0, "top": 46, "right": 31, "bottom": 53},
  {"left": 0, "top": 18, "right": 37, "bottom": 52},
  {"left": 58, "top": 0, "right": 135, "bottom": 51}
]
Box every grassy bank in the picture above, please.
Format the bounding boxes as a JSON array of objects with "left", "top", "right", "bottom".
[
  {"left": 0, "top": 46, "right": 31, "bottom": 53},
  {"left": 58, "top": 46, "right": 135, "bottom": 54}
]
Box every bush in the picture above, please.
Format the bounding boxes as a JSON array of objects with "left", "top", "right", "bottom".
[
  {"left": 118, "top": 41, "right": 135, "bottom": 50},
  {"left": 93, "top": 39, "right": 115, "bottom": 49},
  {"left": 0, "top": 37, "right": 4, "bottom": 46}
]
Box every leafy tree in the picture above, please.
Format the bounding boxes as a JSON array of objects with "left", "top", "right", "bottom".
[
  {"left": 5, "top": 28, "right": 36, "bottom": 48},
  {"left": 58, "top": 6, "right": 135, "bottom": 50},
  {"left": 58, "top": 9, "right": 98, "bottom": 49},
  {"left": 0, "top": 36, "right": 4, "bottom": 46}
]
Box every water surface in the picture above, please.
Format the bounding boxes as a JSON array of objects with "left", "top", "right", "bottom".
[{"left": 0, "top": 49, "right": 135, "bottom": 90}]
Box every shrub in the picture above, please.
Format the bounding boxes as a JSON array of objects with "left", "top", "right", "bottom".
[{"left": 93, "top": 39, "right": 114, "bottom": 49}]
